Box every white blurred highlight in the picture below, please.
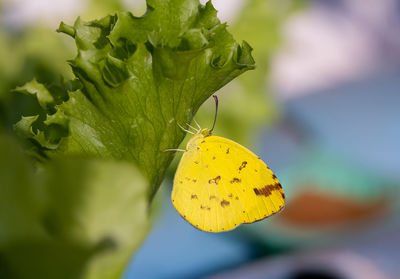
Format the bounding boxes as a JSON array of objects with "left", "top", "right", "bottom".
[
  {"left": 271, "top": 0, "right": 400, "bottom": 98},
  {"left": 2, "top": 0, "right": 83, "bottom": 25},
  {"left": 200, "top": 0, "right": 245, "bottom": 23}
]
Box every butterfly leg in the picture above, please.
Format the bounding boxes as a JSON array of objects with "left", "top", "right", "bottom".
[
  {"left": 163, "top": 148, "right": 186, "bottom": 152},
  {"left": 177, "top": 122, "right": 195, "bottom": 135},
  {"left": 193, "top": 118, "right": 201, "bottom": 130},
  {"left": 186, "top": 123, "right": 200, "bottom": 133}
]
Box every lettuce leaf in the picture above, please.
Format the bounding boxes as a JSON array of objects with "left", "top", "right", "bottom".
[
  {"left": 0, "top": 133, "right": 149, "bottom": 279},
  {"left": 14, "top": 0, "right": 255, "bottom": 198}
]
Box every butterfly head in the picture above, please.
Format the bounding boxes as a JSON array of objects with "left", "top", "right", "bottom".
[
  {"left": 200, "top": 128, "right": 212, "bottom": 137},
  {"left": 186, "top": 94, "right": 217, "bottom": 151},
  {"left": 186, "top": 128, "right": 212, "bottom": 151}
]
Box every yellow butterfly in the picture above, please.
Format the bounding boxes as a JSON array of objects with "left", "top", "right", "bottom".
[{"left": 171, "top": 96, "right": 285, "bottom": 232}]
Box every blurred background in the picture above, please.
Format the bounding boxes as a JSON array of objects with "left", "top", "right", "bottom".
[{"left": 1, "top": 0, "right": 399, "bottom": 278}]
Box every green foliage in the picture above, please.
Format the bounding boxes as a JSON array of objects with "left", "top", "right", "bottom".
[
  {"left": 0, "top": 27, "right": 75, "bottom": 131},
  {"left": 0, "top": 133, "right": 149, "bottom": 279},
  {"left": 14, "top": 0, "right": 255, "bottom": 197},
  {"left": 0, "top": 0, "right": 141, "bottom": 131}
]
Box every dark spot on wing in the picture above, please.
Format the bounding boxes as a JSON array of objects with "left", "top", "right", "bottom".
[
  {"left": 192, "top": 179, "right": 197, "bottom": 183},
  {"left": 238, "top": 161, "right": 247, "bottom": 171},
  {"left": 194, "top": 161, "right": 199, "bottom": 164},
  {"left": 212, "top": 156, "right": 216, "bottom": 160},
  {"left": 235, "top": 196, "right": 239, "bottom": 200},
  {"left": 230, "top": 177, "right": 241, "bottom": 183},
  {"left": 208, "top": 175, "right": 221, "bottom": 185},
  {"left": 228, "top": 193, "right": 233, "bottom": 198},
  {"left": 220, "top": 200, "right": 230, "bottom": 207},
  {"left": 197, "top": 147, "right": 200, "bottom": 150},
  {"left": 272, "top": 174, "right": 277, "bottom": 179},
  {"left": 201, "top": 140, "right": 205, "bottom": 143},
  {"left": 253, "top": 183, "right": 282, "bottom": 197},
  {"left": 281, "top": 192, "right": 285, "bottom": 199},
  {"left": 254, "top": 169, "right": 258, "bottom": 172},
  {"left": 226, "top": 148, "right": 230, "bottom": 154},
  {"left": 191, "top": 194, "right": 198, "bottom": 199}
]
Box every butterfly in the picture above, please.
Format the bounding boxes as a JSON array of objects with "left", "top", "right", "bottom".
[{"left": 171, "top": 96, "right": 285, "bottom": 232}]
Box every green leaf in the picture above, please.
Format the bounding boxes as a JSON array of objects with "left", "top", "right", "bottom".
[
  {"left": 15, "top": 79, "right": 56, "bottom": 111},
  {"left": 17, "top": 0, "right": 255, "bottom": 198},
  {"left": 0, "top": 133, "right": 149, "bottom": 279},
  {"left": 0, "top": 0, "right": 142, "bottom": 131}
]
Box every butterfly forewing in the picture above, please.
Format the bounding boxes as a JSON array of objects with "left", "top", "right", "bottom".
[{"left": 172, "top": 135, "right": 285, "bottom": 232}]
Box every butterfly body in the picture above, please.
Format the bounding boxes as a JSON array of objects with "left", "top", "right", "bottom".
[{"left": 172, "top": 128, "right": 285, "bottom": 232}]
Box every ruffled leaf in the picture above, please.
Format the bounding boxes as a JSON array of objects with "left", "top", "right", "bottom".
[{"left": 15, "top": 0, "right": 255, "bottom": 198}]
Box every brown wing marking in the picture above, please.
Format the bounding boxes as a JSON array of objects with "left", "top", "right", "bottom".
[{"left": 253, "top": 183, "right": 282, "bottom": 197}]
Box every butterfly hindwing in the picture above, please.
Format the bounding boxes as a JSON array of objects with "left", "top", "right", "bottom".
[{"left": 172, "top": 135, "right": 285, "bottom": 232}]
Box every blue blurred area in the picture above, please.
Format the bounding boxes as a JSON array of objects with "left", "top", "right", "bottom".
[
  {"left": 284, "top": 68, "right": 400, "bottom": 181},
  {"left": 263, "top": 68, "right": 400, "bottom": 182},
  {"left": 124, "top": 67, "right": 400, "bottom": 278}
]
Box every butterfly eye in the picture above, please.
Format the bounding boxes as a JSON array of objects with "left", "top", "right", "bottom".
[{"left": 200, "top": 128, "right": 211, "bottom": 137}]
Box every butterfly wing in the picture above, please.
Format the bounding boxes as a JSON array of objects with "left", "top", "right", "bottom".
[{"left": 172, "top": 135, "right": 285, "bottom": 232}]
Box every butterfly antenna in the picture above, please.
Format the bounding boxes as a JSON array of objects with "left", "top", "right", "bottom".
[{"left": 210, "top": 95, "right": 218, "bottom": 132}]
